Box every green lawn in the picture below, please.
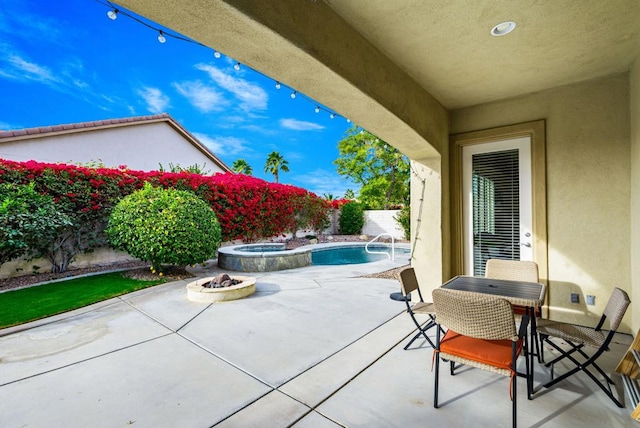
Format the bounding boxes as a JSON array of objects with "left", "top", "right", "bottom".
[{"left": 0, "top": 272, "right": 166, "bottom": 329}]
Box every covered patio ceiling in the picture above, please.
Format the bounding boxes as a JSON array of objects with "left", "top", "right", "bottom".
[{"left": 324, "top": 0, "right": 640, "bottom": 109}]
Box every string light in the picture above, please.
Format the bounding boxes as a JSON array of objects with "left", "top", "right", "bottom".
[{"left": 96, "top": 0, "right": 345, "bottom": 121}]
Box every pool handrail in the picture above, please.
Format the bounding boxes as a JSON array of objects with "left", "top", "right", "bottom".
[{"left": 365, "top": 233, "right": 395, "bottom": 261}]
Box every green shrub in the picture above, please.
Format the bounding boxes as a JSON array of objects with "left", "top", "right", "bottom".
[
  {"left": 339, "top": 201, "right": 365, "bottom": 235},
  {"left": 0, "top": 183, "right": 72, "bottom": 266},
  {"left": 394, "top": 205, "right": 411, "bottom": 240},
  {"left": 106, "top": 183, "right": 221, "bottom": 271}
]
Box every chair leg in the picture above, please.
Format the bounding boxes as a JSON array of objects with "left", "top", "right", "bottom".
[
  {"left": 525, "top": 338, "right": 532, "bottom": 400},
  {"left": 542, "top": 338, "right": 624, "bottom": 408},
  {"left": 434, "top": 328, "right": 441, "bottom": 408},
  {"left": 404, "top": 314, "right": 437, "bottom": 350},
  {"left": 538, "top": 333, "right": 546, "bottom": 363},
  {"left": 512, "top": 374, "right": 517, "bottom": 428},
  {"left": 404, "top": 318, "right": 437, "bottom": 350},
  {"left": 512, "top": 342, "right": 518, "bottom": 428}
]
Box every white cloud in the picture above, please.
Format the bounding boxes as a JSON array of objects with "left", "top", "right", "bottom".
[
  {"left": 293, "top": 169, "right": 355, "bottom": 197},
  {"left": 193, "top": 133, "right": 253, "bottom": 157},
  {"left": 138, "top": 87, "right": 170, "bottom": 113},
  {"left": 196, "top": 64, "right": 268, "bottom": 112},
  {"left": 8, "top": 54, "right": 59, "bottom": 84},
  {"left": 173, "top": 80, "right": 228, "bottom": 112},
  {"left": 241, "top": 124, "right": 278, "bottom": 135},
  {"left": 279, "top": 118, "right": 325, "bottom": 131}
]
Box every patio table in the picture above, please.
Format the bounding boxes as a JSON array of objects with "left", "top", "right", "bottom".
[{"left": 441, "top": 275, "right": 546, "bottom": 396}]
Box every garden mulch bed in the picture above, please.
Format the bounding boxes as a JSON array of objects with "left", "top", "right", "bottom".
[{"left": 0, "top": 235, "right": 407, "bottom": 292}]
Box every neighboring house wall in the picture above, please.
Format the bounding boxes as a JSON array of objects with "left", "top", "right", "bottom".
[
  {"left": 0, "top": 115, "right": 230, "bottom": 173},
  {"left": 450, "top": 73, "right": 632, "bottom": 332}
]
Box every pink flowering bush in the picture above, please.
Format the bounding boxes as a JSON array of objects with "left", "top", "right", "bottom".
[{"left": 0, "top": 159, "right": 328, "bottom": 271}]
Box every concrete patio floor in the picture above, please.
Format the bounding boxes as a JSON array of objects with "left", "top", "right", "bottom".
[{"left": 0, "top": 257, "right": 635, "bottom": 427}]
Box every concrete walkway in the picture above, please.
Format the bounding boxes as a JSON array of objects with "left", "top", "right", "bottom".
[{"left": 0, "top": 256, "right": 635, "bottom": 427}]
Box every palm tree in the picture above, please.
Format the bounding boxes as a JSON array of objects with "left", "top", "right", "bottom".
[
  {"left": 232, "top": 159, "right": 253, "bottom": 175},
  {"left": 264, "top": 151, "right": 289, "bottom": 183}
]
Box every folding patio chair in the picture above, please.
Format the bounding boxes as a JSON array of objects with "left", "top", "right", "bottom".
[
  {"left": 537, "top": 286, "right": 630, "bottom": 407},
  {"left": 399, "top": 266, "right": 441, "bottom": 349},
  {"left": 432, "top": 288, "right": 531, "bottom": 428}
]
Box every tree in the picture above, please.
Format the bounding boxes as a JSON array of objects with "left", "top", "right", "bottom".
[
  {"left": 264, "top": 151, "right": 289, "bottom": 183},
  {"left": 232, "top": 159, "right": 253, "bottom": 175},
  {"left": 0, "top": 183, "right": 72, "bottom": 267},
  {"left": 334, "top": 126, "right": 410, "bottom": 209},
  {"left": 344, "top": 189, "right": 356, "bottom": 200},
  {"left": 339, "top": 201, "right": 365, "bottom": 235},
  {"left": 106, "top": 183, "right": 221, "bottom": 272}
]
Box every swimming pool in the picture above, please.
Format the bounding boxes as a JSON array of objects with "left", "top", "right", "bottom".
[
  {"left": 312, "top": 245, "right": 411, "bottom": 265},
  {"left": 218, "top": 242, "right": 410, "bottom": 272}
]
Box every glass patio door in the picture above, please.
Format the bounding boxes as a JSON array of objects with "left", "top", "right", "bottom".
[{"left": 462, "top": 137, "right": 532, "bottom": 276}]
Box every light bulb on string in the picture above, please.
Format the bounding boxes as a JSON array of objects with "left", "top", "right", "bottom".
[
  {"left": 107, "top": 9, "right": 118, "bottom": 20},
  {"left": 330, "top": 114, "right": 335, "bottom": 119},
  {"left": 157, "top": 31, "right": 166, "bottom": 43},
  {"left": 315, "top": 106, "right": 320, "bottom": 113},
  {"left": 275, "top": 81, "right": 281, "bottom": 89},
  {"left": 290, "top": 91, "right": 297, "bottom": 99},
  {"left": 213, "top": 51, "right": 221, "bottom": 59},
  {"left": 234, "top": 62, "right": 241, "bottom": 71},
  {"left": 346, "top": 118, "right": 351, "bottom": 123}
]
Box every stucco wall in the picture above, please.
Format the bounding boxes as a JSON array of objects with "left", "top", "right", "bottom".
[
  {"left": 630, "top": 61, "right": 640, "bottom": 334},
  {"left": 0, "top": 122, "right": 225, "bottom": 173},
  {"left": 451, "top": 74, "right": 632, "bottom": 332}
]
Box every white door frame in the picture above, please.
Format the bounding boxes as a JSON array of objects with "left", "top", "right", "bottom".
[{"left": 462, "top": 137, "right": 532, "bottom": 275}]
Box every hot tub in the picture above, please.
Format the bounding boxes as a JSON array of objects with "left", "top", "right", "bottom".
[{"left": 217, "top": 243, "right": 312, "bottom": 272}]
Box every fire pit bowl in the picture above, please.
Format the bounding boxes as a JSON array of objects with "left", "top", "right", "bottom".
[{"left": 186, "top": 275, "right": 256, "bottom": 303}]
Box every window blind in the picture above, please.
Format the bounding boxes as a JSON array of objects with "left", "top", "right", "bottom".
[{"left": 471, "top": 149, "right": 520, "bottom": 276}]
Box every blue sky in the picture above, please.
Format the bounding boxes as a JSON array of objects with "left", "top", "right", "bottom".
[{"left": 0, "top": 0, "right": 358, "bottom": 197}]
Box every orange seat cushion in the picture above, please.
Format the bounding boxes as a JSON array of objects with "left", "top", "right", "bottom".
[{"left": 440, "top": 330, "right": 522, "bottom": 371}]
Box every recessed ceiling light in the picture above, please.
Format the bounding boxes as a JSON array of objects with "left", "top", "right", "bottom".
[{"left": 491, "top": 21, "right": 516, "bottom": 36}]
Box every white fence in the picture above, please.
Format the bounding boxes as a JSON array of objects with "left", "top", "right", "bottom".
[{"left": 326, "top": 209, "right": 404, "bottom": 240}]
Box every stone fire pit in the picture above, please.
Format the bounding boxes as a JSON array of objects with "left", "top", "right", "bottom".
[{"left": 186, "top": 274, "right": 256, "bottom": 303}]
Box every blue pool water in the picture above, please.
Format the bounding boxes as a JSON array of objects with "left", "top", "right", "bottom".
[{"left": 311, "top": 245, "right": 410, "bottom": 265}]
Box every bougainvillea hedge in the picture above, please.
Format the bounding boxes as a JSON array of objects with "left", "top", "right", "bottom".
[{"left": 0, "top": 159, "right": 330, "bottom": 245}]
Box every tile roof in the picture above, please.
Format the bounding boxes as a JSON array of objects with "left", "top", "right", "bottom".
[{"left": 0, "top": 113, "right": 172, "bottom": 139}]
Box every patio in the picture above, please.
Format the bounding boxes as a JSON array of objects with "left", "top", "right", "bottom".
[{"left": 0, "top": 260, "right": 634, "bottom": 427}]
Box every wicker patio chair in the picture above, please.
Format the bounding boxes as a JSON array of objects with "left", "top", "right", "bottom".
[
  {"left": 399, "top": 266, "right": 443, "bottom": 349},
  {"left": 486, "top": 259, "right": 542, "bottom": 358},
  {"left": 537, "top": 286, "right": 630, "bottom": 407},
  {"left": 432, "top": 288, "right": 531, "bottom": 428}
]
